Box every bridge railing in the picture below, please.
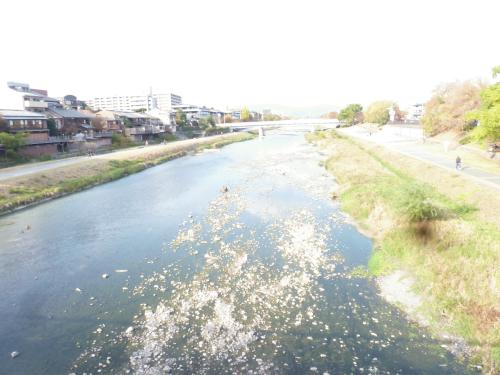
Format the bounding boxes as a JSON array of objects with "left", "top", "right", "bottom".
[{"left": 229, "top": 118, "right": 340, "bottom": 128}]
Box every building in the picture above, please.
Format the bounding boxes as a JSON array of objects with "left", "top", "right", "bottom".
[
  {"left": 93, "top": 110, "right": 124, "bottom": 133},
  {"left": 230, "top": 108, "right": 263, "bottom": 122},
  {"left": 60, "top": 95, "right": 86, "bottom": 110},
  {"left": 146, "top": 108, "right": 176, "bottom": 132},
  {"left": 5, "top": 81, "right": 60, "bottom": 112},
  {"left": 46, "top": 107, "right": 95, "bottom": 134},
  {"left": 115, "top": 111, "right": 166, "bottom": 141},
  {"left": 173, "top": 104, "right": 224, "bottom": 124},
  {"left": 86, "top": 93, "right": 182, "bottom": 112},
  {"left": 0, "top": 109, "right": 68, "bottom": 156},
  {"left": 405, "top": 104, "right": 424, "bottom": 123}
]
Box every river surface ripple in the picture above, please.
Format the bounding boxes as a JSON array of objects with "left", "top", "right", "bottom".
[{"left": 0, "top": 131, "right": 476, "bottom": 374}]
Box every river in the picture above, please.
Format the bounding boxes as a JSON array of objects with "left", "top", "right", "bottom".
[{"left": 0, "top": 131, "right": 476, "bottom": 374}]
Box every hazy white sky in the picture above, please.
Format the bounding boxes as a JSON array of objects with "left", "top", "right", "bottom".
[{"left": 1, "top": 0, "right": 499, "bottom": 110}]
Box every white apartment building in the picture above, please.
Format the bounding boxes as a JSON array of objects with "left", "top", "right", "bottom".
[{"left": 86, "top": 93, "right": 182, "bottom": 112}]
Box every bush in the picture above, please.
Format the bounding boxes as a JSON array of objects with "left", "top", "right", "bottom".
[
  {"left": 205, "top": 127, "right": 230, "bottom": 136},
  {"left": 397, "top": 183, "right": 441, "bottom": 222},
  {"left": 111, "top": 134, "right": 135, "bottom": 148},
  {"left": 158, "top": 133, "right": 177, "bottom": 142}
]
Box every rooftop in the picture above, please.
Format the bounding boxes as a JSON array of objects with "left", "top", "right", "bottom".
[
  {"left": 48, "top": 107, "right": 95, "bottom": 119},
  {"left": 0, "top": 109, "right": 47, "bottom": 119}
]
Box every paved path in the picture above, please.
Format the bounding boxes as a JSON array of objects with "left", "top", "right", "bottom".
[
  {"left": 338, "top": 126, "right": 500, "bottom": 190},
  {"left": 0, "top": 155, "right": 99, "bottom": 181},
  {"left": 0, "top": 134, "right": 240, "bottom": 182}
]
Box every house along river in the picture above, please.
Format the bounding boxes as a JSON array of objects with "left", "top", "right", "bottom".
[{"left": 0, "top": 130, "right": 476, "bottom": 374}]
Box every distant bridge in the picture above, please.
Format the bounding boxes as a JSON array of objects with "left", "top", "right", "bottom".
[{"left": 229, "top": 118, "right": 340, "bottom": 131}]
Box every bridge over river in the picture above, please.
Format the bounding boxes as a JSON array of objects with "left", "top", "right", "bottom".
[{"left": 230, "top": 118, "right": 340, "bottom": 131}]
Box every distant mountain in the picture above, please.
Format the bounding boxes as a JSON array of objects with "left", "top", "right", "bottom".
[{"left": 249, "top": 104, "right": 340, "bottom": 119}]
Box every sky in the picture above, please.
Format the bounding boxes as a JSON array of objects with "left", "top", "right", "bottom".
[{"left": 1, "top": 0, "right": 499, "bottom": 113}]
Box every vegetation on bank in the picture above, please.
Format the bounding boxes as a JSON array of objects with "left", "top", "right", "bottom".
[
  {"left": 307, "top": 130, "right": 500, "bottom": 373},
  {"left": 0, "top": 132, "right": 255, "bottom": 215},
  {"left": 422, "top": 66, "right": 500, "bottom": 144},
  {"left": 0, "top": 132, "right": 27, "bottom": 161}
]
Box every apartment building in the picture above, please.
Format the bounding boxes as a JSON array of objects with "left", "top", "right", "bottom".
[{"left": 86, "top": 93, "right": 182, "bottom": 112}]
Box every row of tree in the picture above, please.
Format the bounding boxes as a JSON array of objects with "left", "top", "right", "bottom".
[
  {"left": 175, "top": 107, "right": 285, "bottom": 128},
  {"left": 324, "top": 66, "right": 499, "bottom": 142},
  {"left": 422, "top": 66, "right": 500, "bottom": 142},
  {"left": 331, "top": 102, "right": 405, "bottom": 126}
]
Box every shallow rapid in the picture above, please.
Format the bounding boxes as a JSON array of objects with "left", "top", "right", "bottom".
[{"left": 0, "top": 131, "right": 476, "bottom": 374}]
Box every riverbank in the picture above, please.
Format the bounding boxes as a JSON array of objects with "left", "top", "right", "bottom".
[
  {"left": 307, "top": 130, "right": 500, "bottom": 373},
  {"left": 0, "top": 132, "right": 255, "bottom": 215}
]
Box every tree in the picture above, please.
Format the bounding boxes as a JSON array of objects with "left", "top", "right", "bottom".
[
  {"left": 61, "top": 120, "right": 80, "bottom": 135},
  {"left": 493, "top": 66, "right": 500, "bottom": 78},
  {"left": 0, "top": 116, "right": 7, "bottom": 132},
  {"left": 223, "top": 114, "right": 232, "bottom": 123},
  {"left": 240, "top": 107, "right": 251, "bottom": 122},
  {"left": 263, "top": 113, "right": 282, "bottom": 121},
  {"left": 123, "top": 117, "right": 133, "bottom": 128},
  {"left": 421, "top": 80, "right": 484, "bottom": 136},
  {"left": 338, "top": 104, "right": 363, "bottom": 126},
  {"left": 321, "top": 111, "right": 338, "bottom": 119},
  {"left": 467, "top": 80, "right": 500, "bottom": 142},
  {"left": 0, "top": 132, "right": 26, "bottom": 153},
  {"left": 364, "top": 101, "right": 392, "bottom": 125},
  {"left": 198, "top": 117, "right": 215, "bottom": 129},
  {"left": 47, "top": 118, "right": 59, "bottom": 136},
  {"left": 393, "top": 104, "right": 407, "bottom": 122},
  {"left": 175, "top": 109, "right": 187, "bottom": 127},
  {"left": 91, "top": 116, "right": 107, "bottom": 131}
]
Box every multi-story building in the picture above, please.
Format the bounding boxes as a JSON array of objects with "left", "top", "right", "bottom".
[
  {"left": 405, "top": 104, "right": 424, "bottom": 123},
  {"left": 4, "top": 81, "right": 60, "bottom": 112},
  {"left": 173, "top": 104, "right": 224, "bottom": 123},
  {"left": 0, "top": 109, "right": 67, "bottom": 157},
  {"left": 230, "top": 108, "right": 263, "bottom": 122},
  {"left": 86, "top": 93, "right": 182, "bottom": 112}
]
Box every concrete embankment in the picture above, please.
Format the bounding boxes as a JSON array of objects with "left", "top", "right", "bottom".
[
  {"left": 0, "top": 132, "right": 255, "bottom": 216},
  {"left": 307, "top": 130, "right": 500, "bottom": 374}
]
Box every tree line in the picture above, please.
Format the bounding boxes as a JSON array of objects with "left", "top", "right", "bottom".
[{"left": 324, "top": 66, "right": 499, "bottom": 144}]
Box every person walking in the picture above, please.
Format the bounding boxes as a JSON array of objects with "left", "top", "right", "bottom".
[{"left": 456, "top": 156, "right": 462, "bottom": 170}]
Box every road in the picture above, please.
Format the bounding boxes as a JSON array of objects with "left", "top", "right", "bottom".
[
  {"left": 0, "top": 155, "right": 103, "bottom": 181},
  {"left": 338, "top": 126, "right": 500, "bottom": 190},
  {"left": 0, "top": 136, "right": 226, "bottom": 182}
]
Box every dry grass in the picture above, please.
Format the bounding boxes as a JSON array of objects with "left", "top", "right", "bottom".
[
  {"left": 308, "top": 130, "right": 500, "bottom": 373},
  {"left": 0, "top": 132, "right": 255, "bottom": 214}
]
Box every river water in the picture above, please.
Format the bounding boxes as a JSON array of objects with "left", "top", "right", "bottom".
[{"left": 0, "top": 131, "right": 475, "bottom": 374}]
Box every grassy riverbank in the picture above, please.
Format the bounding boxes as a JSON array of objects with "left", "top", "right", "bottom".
[
  {"left": 307, "top": 130, "right": 499, "bottom": 373},
  {"left": 0, "top": 132, "right": 255, "bottom": 215}
]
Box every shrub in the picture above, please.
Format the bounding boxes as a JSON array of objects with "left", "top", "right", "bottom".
[
  {"left": 397, "top": 183, "right": 441, "bottom": 222},
  {"left": 111, "top": 134, "right": 135, "bottom": 148},
  {"left": 205, "top": 127, "right": 230, "bottom": 136}
]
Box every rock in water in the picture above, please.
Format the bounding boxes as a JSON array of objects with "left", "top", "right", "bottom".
[
  {"left": 11, "top": 351, "right": 20, "bottom": 359},
  {"left": 125, "top": 326, "right": 134, "bottom": 335},
  {"left": 102, "top": 273, "right": 110, "bottom": 279}
]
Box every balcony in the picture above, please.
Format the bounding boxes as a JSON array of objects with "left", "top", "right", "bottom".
[
  {"left": 125, "top": 126, "right": 165, "bottom": 135},
  {"left": 25, "top": 135, "right": 73, "bottom": 145},
  {"left": 24, "top": 100, "right": 48, "bottom": 109}
]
